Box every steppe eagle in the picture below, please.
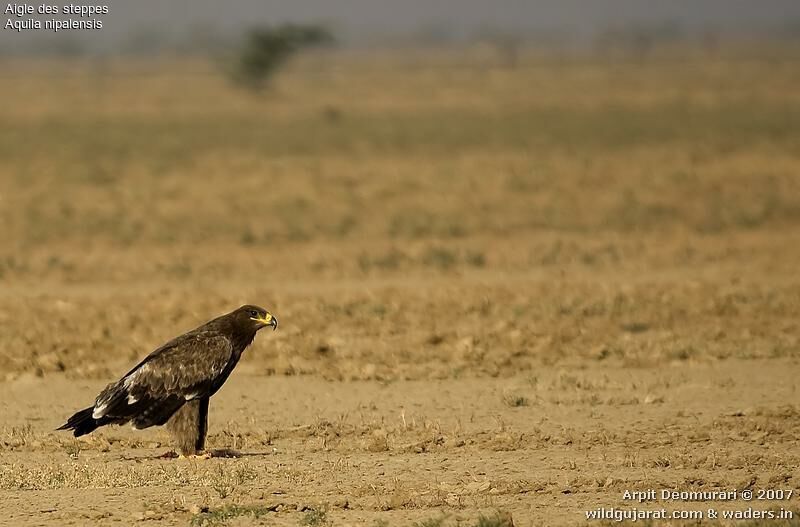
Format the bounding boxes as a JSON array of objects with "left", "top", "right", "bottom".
[{"left": 58, "top": 304, "right": 278, "bottom": 458}]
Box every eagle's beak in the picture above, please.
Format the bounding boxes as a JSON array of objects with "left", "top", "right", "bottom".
[{"left": 255, "top": 312, "right": 278, "bottom": 331}]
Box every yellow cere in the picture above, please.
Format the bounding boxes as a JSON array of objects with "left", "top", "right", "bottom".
[{"left": 253, "top": 313, "right": 272, "bottom": 324}]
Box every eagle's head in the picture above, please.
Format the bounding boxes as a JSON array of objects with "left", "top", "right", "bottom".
[{"left": 236, "top": 304, "right": 278, "bottom": 333}]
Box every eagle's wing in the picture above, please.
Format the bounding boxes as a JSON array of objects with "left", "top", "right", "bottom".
[{"left": 91, "top": 331, "right": 233, "bottom": 430}]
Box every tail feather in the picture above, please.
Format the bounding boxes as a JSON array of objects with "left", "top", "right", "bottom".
[
  {"left": 58, "top": 394, "right": 187, "bottom": 437},
  {"left": 57, "top": 406, "right": 100, "bottom": 437}
]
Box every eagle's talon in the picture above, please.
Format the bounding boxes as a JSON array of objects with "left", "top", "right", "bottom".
[{"left": 178, "top": 451, "right": 212, "bottom": 460}]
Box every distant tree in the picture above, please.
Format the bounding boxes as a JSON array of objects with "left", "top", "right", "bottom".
[{"left": 230, "top": 24, "right": 333, "bottom": 91}]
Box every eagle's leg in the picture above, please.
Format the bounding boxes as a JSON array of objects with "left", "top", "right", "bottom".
[
  {"left": 165, "top": 397, "right": 210, "bottom": 458},
  {"left": 195, "top": 396, "right": 210, "bottom": 453}
]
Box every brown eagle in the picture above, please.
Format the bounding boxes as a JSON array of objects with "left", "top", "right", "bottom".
[{"left": 58, "top": 305, "right": 277, "bottom": 458}]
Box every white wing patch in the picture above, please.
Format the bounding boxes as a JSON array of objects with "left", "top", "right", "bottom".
[
  {"left": 93, "top": 364, "right": 151, "bottom": 418},
  {"left": 91, "top": 403, "right": 107, "bottom": 419},
  {"left": 123, "top": 364, "right": 149, "bottom": 389}
]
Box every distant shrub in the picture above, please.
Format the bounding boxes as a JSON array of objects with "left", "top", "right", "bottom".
[{"left": 230, "top": 24, "right": 333, "bottom": 91}]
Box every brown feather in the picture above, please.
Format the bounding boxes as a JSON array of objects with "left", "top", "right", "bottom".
[
  {"left": 57, "top": 304, "right": 277, "bottom": 453},
  {"left": 166, "top": 397, "right": 209, "bottom": 456}
]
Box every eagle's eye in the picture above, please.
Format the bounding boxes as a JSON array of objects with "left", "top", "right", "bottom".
[{"left": 249, "top": 310, "right": 259, "bottom": 318}]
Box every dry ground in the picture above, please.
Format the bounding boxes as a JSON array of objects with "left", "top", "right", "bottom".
[
  {"left": 1, "top": 359, "right": 799, "bottom": 526},
  {"left": 1, "top": 46, "right": 800, "bottom": 526}
]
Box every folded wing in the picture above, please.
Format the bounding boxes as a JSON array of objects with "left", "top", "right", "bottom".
[{"left": 60, "top": 332, "right": 233, "bottom": 435}]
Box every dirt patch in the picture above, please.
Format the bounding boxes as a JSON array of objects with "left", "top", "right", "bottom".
[{"left": 0, "top": 362, "right": 799, "bottom": 526}]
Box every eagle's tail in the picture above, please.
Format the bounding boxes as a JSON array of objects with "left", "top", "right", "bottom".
[{"left": 57, "top": 406, "right": 100, "bottom": 437}]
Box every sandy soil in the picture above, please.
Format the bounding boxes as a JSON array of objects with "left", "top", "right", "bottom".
[
  {"left": 1, "top": 262, "right": 799, "bottom": 526},
  {"left": 0, "top": 357, "right": 797, "bottom": 526}
]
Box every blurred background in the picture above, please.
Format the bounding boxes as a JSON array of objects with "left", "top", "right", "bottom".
[
  {"left": 3, "top": 0, "right": 800, "bottom": 55},
  {"left": 1, "top": 0, "right": 799, "bottom": 381}
]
